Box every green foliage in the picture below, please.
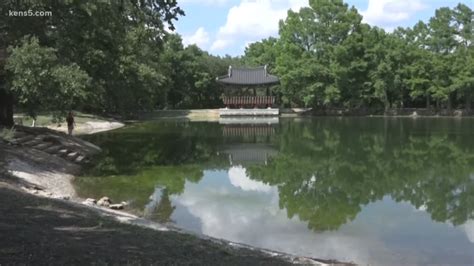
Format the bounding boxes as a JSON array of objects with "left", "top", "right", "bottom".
[
  {"left": 243, "top": 0, "right": 473, "bottom": 110},
  {"left": 2, "top": 0, "right": 472, "bottom": 120},
  {"left": 159, "top": 35, "right": 241, "bottom": 109},
  {"left": 6, "top": 37, "right": 90, "bottom": 120},
  {"left": 2, "top": 0, "right": 232, "bottom": 121},
  {"left": 0, "top": 127, "right": 15, "bottom": 141}
]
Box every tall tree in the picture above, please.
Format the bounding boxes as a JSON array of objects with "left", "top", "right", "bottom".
[
  {"left": 6, "top": 37, "right": 90, "bottom": 124},
  {"left": 0, "top": 0, "right": 184, "bottom": 124},
  {"left": 451, "top": 4, "right": 474, "bottom": 110},
  {"left": 276, "top": 0, "right": 362, "bottom": 107}
]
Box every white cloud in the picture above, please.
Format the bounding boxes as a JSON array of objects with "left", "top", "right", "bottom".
[
  {"left": 463, "top": 220, "right": 474, "bottom": 243},
  {"left": 210, "top": 0, "right": 307, "bottom": 52},
  {"left": 361, "top": 0, "right": 427, "bottom": 30},
  {"left": 183, "top": 27, "right": 210, "bottom": 49},
  {"left": 228, "top": 166, "right": 273, "bottom": 193},
  {"left": 174, "top": 175, "right": 403, "bottom": 265},
  {"left": 210, "top": 39, "right": 231, "bottom": 51}
]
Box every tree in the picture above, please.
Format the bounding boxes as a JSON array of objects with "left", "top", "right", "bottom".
[
  {"left": 406, "top": 22, "right": 434, "bottom": 108},
  {"left": 451, "top": 4, "right": 474, "bottom": 110},
  {"left": 6, "top": 37, "right": 90, "bottom": 123},
  {"left": 243, "top": 37, "right": 279, "bottom": 69},
  {"left": 428, "top": 7, "right": 458, "bottom": 109},
  {"left": 0, "top": 0, "right": 52, "bottom": 126},
  {"left": 0, "top": 0, "right": 185, "bottom": 124},
  {"left": 276, "top": 0, "right": 362, "bottom": 107}
]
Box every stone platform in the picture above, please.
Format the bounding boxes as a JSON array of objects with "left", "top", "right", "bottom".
[{"left": 219, "top": 108, "right": 279, "bottom": 117}]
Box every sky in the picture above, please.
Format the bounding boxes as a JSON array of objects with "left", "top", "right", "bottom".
[{"left": 171, "top": 0, "right": 473, "bottom": 56}]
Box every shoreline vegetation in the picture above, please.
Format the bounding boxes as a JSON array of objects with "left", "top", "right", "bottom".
[{"left": 0, "top": 115, "right": 348, "bottom": 266}]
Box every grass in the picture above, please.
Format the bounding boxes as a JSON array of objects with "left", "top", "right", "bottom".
[{"left": 0, "top": 127, "right": 16, "bottom": 142}]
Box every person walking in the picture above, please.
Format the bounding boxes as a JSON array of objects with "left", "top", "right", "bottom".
[{"left": 66, "top": 111, "right": 75, "bottom": 135}]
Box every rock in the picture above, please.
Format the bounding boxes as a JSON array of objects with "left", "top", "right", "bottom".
[
  {"left": 54, "top": 195, "right": 70, "bottom": 200},
  {"left": 121, "top": 201, "right": 129, "bottom": 206},
  {"left": 83, "top": 198, "right": 97, "bottom": 205},
  {"left": 97, "top": 196, "right": 111, "bottom": 207},
  {"left": 109, "top": 204, "right": 124, "bottom": 210}
]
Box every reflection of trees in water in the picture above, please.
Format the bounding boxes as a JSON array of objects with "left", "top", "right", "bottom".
[
  {"left": 75, "top": 165, "right": 203, "bottom": 221},
  {"left": 79, "top": 120, "right": 277, "bottom": 223},
  {"left": 83, "top": 121, "right": 226, "bottom": 176},
  {"left": 80, "top": 118, "right": 474, "bottom": 230},
  {"left": 248, "top": 118, "right": 474, "bottom": 231},
  {"left": 146, "top": 189, "right": 176, "bottom": 223}
]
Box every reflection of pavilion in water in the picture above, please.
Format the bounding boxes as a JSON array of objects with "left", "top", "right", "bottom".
[{"left": 219, "top": 117, "right": 279, "bottom": 166}]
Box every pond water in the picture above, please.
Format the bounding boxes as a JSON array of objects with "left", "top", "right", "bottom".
[{"left": 77, "top": 117, "right": 474, "bottom": 265}]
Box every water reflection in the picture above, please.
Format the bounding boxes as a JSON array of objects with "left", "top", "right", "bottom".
[
  {"left": 77, "top": 118, "right": 474, "bottom": 264},
  {"left": 228, "top": 166, "right": 273, "bottom": 193}
]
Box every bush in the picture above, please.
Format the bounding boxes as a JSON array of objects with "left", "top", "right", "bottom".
[{"left": 0, "top": 127, "right": 16, "bottom": 142}]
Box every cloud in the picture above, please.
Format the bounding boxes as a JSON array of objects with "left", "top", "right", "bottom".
[
  {"left": 360, "top": 0, "right": 427, "bottom": 30},
  {"left": 165, "top": 168, "right": 474, "bottom": 265},
  {"left": 210, "top": 0, "right": 307, "bottom": 52},
  {"left": 463, "top": 220, "right": 474, "bottom": 243},
  {"left": 228, "top": 166, "right": 273, "bottom": 193},
  {"left": 173, "top": 174, "right": 402, "bottom": 265},
  {"left": 210, "top": 39, "right": 231, "bottom": 51},
  {"left": 183, "top": 27, "right": 210, "bottom": 49}
]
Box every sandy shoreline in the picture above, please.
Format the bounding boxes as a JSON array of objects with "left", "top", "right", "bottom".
[{"left": 48, "top": 120, "right": 125, "bottom": 135}]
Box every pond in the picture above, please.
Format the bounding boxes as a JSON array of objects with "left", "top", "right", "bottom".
[{"left": 76, "top": 117, "right": 474, "bottom": 265}]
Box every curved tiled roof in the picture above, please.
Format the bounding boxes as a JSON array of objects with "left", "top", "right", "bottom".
[{"left": 217, "top": 65, "right": 279, "bottom": 86}]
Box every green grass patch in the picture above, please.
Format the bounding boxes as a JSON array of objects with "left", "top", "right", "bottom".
[{"left": 0, "top": 127, "right": 16, "bottom": 141}]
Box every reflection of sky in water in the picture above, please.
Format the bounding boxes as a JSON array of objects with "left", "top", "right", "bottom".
[
  {"left": 79, "top": 119, "right": 474, "bottom": 265},
  {"left": 167, "top": 166, "right": 474, "bottom": 266}
]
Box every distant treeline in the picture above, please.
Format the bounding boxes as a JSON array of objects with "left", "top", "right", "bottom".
[
  {"left": 243, "top": 0, "right": 473, "bottom": 110},
  {"left": 0, "top": 0, "right": 472, "bottom": 126}
]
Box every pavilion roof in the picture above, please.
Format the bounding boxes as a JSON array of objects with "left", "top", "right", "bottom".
[{"left": 216, "top": 65, "right": 279, "bottom": 86}]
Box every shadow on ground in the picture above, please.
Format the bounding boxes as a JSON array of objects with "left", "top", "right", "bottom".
[{"left": 0, "top": 186, "right": 297, "bottom": 265}]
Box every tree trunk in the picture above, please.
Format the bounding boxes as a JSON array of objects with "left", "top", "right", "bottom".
[
  {"left": 383, "top": 90, "right": 390, "bottom": 113},
  {"left": 426, "top": 94, "right": 430, "bottom": 109},
  {"left": 465, "top": 92, "right": 471, "bottom": 111},
  {"left": 0, "top": 88, "right": 14, "bottom": 127},
  {"left": 447, "top": 94, "right": 452, "bottom": 111}
]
